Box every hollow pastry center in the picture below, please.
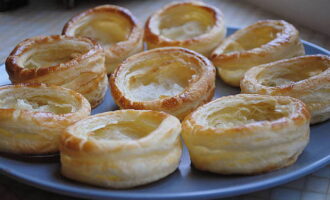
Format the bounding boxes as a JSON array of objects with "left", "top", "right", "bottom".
[
  {"left": 125, "top": 57, "right": 198, "bottom": 101},
  {"left": 223, "top": 26, "right": 280, "bottom": 53},
  {"left": 206, "top": 101, "right": 288, "bottom": 128},
  {"left": 159, "top": 6, "right": 214, "bottom": 40},
  {"left": 20, "top": 41, "right": 91, "bottom": 69},
  {"left": 258, "top": 60, "right": 328, "bottom": 87},
  {"left": 88, "top": 119, "right": 158, "bottom": 141},
  {"left": 72, "top": 14, "right": 132, "bottom": 47},
  {"left": 0, "top": 95, "right": 75, "bottom": 114}
]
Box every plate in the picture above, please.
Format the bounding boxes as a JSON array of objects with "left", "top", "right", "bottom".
[{"left": 0, "top": 27, "right": 329, "bottom": 200}]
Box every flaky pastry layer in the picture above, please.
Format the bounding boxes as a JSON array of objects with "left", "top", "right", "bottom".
[
  {"left": 60, "top": 110, "right": 182, "bottom": 188},
  {"left": 182, "top": 94, "right": 310, "bottom": 174},
  {"left": 144, "top": 1, "right": 226, "bottom": 57},
  {"left": 211, "top": 20, "right": 305, "bottom": 87},
  {"left": 0, "top": 84, "right": 91, "bottom": 154},
  {"left": 63, "top": 5, "right": 144, "bottom": 74},
  {"left": 6, "top": 35, "right": 108, "bottom": 108},
  {"left": 241, "top": 55, "right": 330, "bottom": 124},
  {"left": 110, "top": 47, "right": 216, "bottom": 120}
]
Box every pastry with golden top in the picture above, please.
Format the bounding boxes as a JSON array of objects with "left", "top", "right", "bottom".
[
  {"left": 144, "top": 1, "right": 226, "bottom": 57},
  {"left": 0, "top": 84, "right": 91, "bottom": 154},
  {"left": 182, "top": 94, "right": 310, "bottom": 174},
  {"left": 63, "top": 5, "right": 144, "bottom": 74},
  {"left": 110, "top": 47, "right": 216, "bottom": 120},
  {"left": 211, "top": 20, "right": 305, "bottom": 87},
  {"left": 5, "top": 35, "right": 108, "bottom": 108},
  {"left": 60, "top": 109, "right": 182, "bottom": 188},
  {"left": 241, "top": 55, "right": 330, "bottom": 124}
]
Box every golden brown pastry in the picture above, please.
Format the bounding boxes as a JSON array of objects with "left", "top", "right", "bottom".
[
  {"left": 144, "top": 1, "right": 226, "bottom": 57},
  {"left": 5, "top": 35, "right": 108, "bottom": 108},
  {"left": 182, "top": 94, "right": 310, "bottom": 174},
  {"left": 211, "top": 20, "right": 305, "bottom": 87},
  {"left": 241, "top": 55, "right": 330, "bottom": 124},
  {"left": 60, "top": 109, "right": 182, "bottom": 188},
  {"left": 63, "top": 5, "right": 144, "bottom": 74},
  {"left": 110, "top": 47, "right": 216, "bottom": 120},
  {"left": 0, "top": 84, "right": 91, "bottom": 154}
]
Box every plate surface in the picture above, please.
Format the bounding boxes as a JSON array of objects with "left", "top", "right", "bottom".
[{"left": 0, "top": 28, "right": 329, "bottom": 200}]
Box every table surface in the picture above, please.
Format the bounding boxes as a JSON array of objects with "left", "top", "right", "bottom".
[{"left": 0, "top": 0, "right": 329, "bottom": 200}]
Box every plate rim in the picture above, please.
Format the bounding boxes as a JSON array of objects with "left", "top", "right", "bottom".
[{"left": 0, "top": 27, "right": 329, "bottom": 200}]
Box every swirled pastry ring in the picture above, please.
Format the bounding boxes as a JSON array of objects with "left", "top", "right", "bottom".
[
  {"left": 60, "top": 110, "right": 182, "bottom": 188},
  {"left": 241, "top": 55, "right": 330, "bottom": 124},
  {"left": 63, "top": 5, "right": 144, "bottom": 74},
  {"left": 144, "top": 1, "right": 226, "bottom": 57},
  {"left": 110, "top": 47, "right": 216, "bottom": 120},
  {"left": 182, "top": 94, "right": 310, "bottom": 174},
  {"left": 6, "top": 35, "right": 108, "bottom": 108},
  {"left": 0, "top": 84, "right": 91, "bottom": 154},
  {"left": 211, "top": 20, "right": 305, "bottom": 87}
]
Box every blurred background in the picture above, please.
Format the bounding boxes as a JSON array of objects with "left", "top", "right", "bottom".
[
  {"left": 0, "top": 0, "right": 329, "bottom": 200},
  {"left": 0, "top": 0, "right": 329, "bottom": 63}
]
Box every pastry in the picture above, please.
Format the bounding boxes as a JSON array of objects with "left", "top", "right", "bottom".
[
  {"left": 110, "top": 47, "right": 216, "bottom": 120},
  {"left": 0, "top": 84, "right": 91, "bottom": 154},
  {"left": 211, "top": 20, "right": 305, "bottom": 87},
  {"left": 144, "top": 1, "right": 226, "bottom": 57},
  {"left": 63, "top": 5, "right": 144, "bottom": 74},
  {"left": 60, "top": 110, "right": 182, "bottom": 188},
  {"left": 5, "top": 35, "right": 108, "bottom": 108},
  {"left": 241, "top": 55, "right": 330, "bottom": 124},
  {"left": 182, "top": 94, "right": 310, "bottom": 174}
]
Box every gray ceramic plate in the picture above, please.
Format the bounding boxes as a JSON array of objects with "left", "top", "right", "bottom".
[{"left": 0, "top": 28, "right": 329, "bottom": 200}]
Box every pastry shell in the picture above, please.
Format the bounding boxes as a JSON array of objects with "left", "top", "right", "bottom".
[
  {"left": 211, "top": 20, "right": 305, "bottom": 87},
  {"left": 60, "top": 109, "right": 182, "bottom": 188},
  {"left": 63, "top": 5, "right": 144, "bottom": 74},
  {"left": 144, "top": 1, "right": 226, "bottom": 57},
  {"left": 5, "top": 35, "right": 108, "bottom": 108},
  {"left": 110, "top": 47, "right": 216, "bottom": 120},
  {"left": 241, "top": 55, "right": 330, "bottom": 124},
  {"left": 0, "top": 84, "right": 91, "bottom": 154},
  {"left": 182, "top": 94, "right": 310, "bottom": 174}
]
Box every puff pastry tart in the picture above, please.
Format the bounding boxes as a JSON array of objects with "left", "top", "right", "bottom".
[
  {"left": 182, "top": 94, "right": 310, "bottom": 174},
  {"left": 144, "top": 1, "right": 226, "bottom": 57},
  {"left": 110, "top": 47, "right": 216, "bottom": 120},
  {"left": 5, "top": 35, "right": 108, "bottom": 108},
  {"left": 63, "top": 5, "right": 144, "bottom": 74},
  {"left": 60, "top": 110, "right": 182, "bottom": 188},
  {"left": 211, "top": 20, "right": 305, "bottom": 87},
  {"left": 241, "top": 55, "right": 330, "bottom": 124},
  {"left": 0, "top": 84, "right": 91, "bottom": 154}
]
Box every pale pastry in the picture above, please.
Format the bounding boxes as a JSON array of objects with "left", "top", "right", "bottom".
[
  {"left": 0, "top": 84, "right": 91, "bottom": 154},
  {"left": 63, "top": 5, "right": 144, "bottom": 74},
  {"left": 182, "top": 94, "right": 310, "bottom": 174},
  {"left": 6, "top": 35, "right": 108, "bottom": 108},
  {"left": 241, "top": 55, "right": 330, "bottom": 124},
  {"left": 211, "top": 20, "right": 305, "bottom": 87},
  {"left": 60, "top": 109, "right": 182, "bottom": 188},
  {"left": 110, "top": 47, "right": 216, "bottom": 120},
  {"left": 144, "top": 1, "right": 226, "bottom": 57}
]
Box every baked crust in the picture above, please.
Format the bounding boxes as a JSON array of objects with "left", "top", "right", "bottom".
[
  {"left": 144, "top": 1, "right": 226, "bottom": 57},
  {"left": 0, "top": 84, "right": 91, "bottom": 154},
  {"left": 60, "top": 110, "right": 182, "bottom": 188},
  {"left": 63, "top": 5, "right": 144, "bottom": 74},
  {"left": 182, "top": 94, "right": 310, "bottom": 174},
  {"left": 5, "top": 35, "right": 108, "bottom": 108},
  {"left": 211, "top": 20, "right": 305, "bottom": 87},
  {"left": 110, "top": 47, "right": 216, "bottom": 120},
  {"left": 241, "top": 55, "right": 330, "bottom": 124}
]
